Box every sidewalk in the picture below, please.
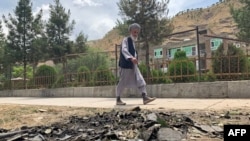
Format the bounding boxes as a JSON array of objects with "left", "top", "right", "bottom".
[{"left": 0, "top": 97, "right": 250, "bottom": 110}]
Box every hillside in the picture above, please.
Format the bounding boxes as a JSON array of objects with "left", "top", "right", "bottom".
[
  {"left": 87, "top": 28, "right": 123, "bottom": 52},
  {"left": 170, "top": 0, "right": 242, "bottom": 40},
  {"left": 88, "top": 0, "right": 243, "bottom": 51}
]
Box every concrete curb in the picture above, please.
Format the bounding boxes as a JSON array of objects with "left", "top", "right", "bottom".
[{"left": 1, "top": 80, "right": 250, "bottom": 98}]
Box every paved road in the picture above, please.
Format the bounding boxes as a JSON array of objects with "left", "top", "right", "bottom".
[{"left": 0, "top": 97, "right": 250, "bottom": 110}]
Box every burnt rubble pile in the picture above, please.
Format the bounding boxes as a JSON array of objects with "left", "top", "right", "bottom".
[{"left": 0, "top": 106, "right": 223, "bottom": 141}]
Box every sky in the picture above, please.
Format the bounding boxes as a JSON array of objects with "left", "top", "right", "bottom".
[{"left": 0, "top": 0, "right": 220, "bottom": 41}]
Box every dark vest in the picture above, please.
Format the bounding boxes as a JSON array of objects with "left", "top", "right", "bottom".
[{"left": 119, "top": 37, "right": 136, "bottom": 69}]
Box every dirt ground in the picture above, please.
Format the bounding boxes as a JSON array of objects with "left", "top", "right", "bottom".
[
  {"left": 0, "top": 104, "right": 111, "bottom": 130},
  {"left": 1, "top": 104, "right": 250, "bottom": 140}
]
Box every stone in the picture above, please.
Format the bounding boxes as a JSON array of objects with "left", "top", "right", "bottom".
[
  {"left": 146, "top": 113, "right": 158, "bottom": 121},
  {"left": 158, "top": 128, "right": 184, "bottom": 141},
  {"left": 0, "top": 107, "right": 224, "bottom": 140}
]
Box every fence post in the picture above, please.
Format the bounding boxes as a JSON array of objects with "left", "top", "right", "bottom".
[{"left": 196, "top": 26, "right": 201, "bottom": 81}]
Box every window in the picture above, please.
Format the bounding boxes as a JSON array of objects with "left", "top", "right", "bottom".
[
  {"left": 168, "top": 48, "right": 180, "bottom": 59},
  {"left": 199, "top": 43, "right": 206, "bottom": 55},
  {"left": 192, "top": 47, "right": 196, "bottom": 55},
  {"left": 211, "top": 38, "right": 223, "bottom": 50},
  {"left": 167, "top": 49, "right": 171, "bottom": 58},
  {"left": 182, "top": 45, "right": 195, "bottom": 56},
  {"left": 154, "top": 48, "right": 163, "bottom": 58},
  {"left": 211, "top": 42, "right": 215, "bottom": 47}
]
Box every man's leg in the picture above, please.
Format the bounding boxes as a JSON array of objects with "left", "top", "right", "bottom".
[
  {"left": 138, "top": 86, "right": 156, "bottom": 105},
  {"left": 116, "top": 82, "right": 126, "bottom": 105}
]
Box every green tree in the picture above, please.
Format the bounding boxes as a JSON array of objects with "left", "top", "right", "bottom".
[
  {"left": 0, "top": 20, "right": 6, "bottom": 73},
  {"left": 231, "top": 0, "right": 250, "bottom": 41},
  {"left": 74, "top": 31, "right": 88, "bottom": 53},
  {"left": 29, "top": 9, "right": 49, "bottom": 74},
  {"left": 212, "top": 43, "right": 247, "bottom": 80},
  {"left": 0, "top": 20, "right": 5, "bottom": 47},
  {"left": 46, "top": 0, "right": 75, "bottom": 66},
  {"left": 0, "top": 21, "right": 7, "bottom": 86},
  {"left": 0, "top": 21, "right": 12, "bottom": 82},
  {"left": 167, "top": 51, "right": 196, "bottom": 82},
  {"left": 117, "top": 0, "right": 173, "bottom": 80},
  {"left": 2, "top": 0, "right": 44, "bottom": 88}
]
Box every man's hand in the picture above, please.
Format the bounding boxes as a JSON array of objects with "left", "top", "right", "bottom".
[{"left": 130, "top": 57, "right": 138, "bottom": 64}]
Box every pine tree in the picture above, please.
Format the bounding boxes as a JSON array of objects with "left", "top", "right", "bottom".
[
  {"left": 2, "top": 0, "right": 44, "bottom": 88},
  {"left": 0, "top": 20, "right": 6, "bottom": 73},
  {"left": 0, "top": 20, "right": 13, "bottom": 81},
  {"left": 0, "top": 20, "right": 5, "bottom": 41},
  {"left": 30, "top": 9, "right": 48, "bottom": 64},
  {"left": 75, "top": 31, "right": 88, "bottom": 53},
  {"left": 117, "top": 0, "right": 173, "bottom": 81},
  {"left": 46, "top": 0, "right": 75, "bottom": 63},
  {"left": 0, "top": 20, "right": 5, "bottom": 49},
  {"left": 231, "top": 0, "right": 250, "bottom": 41}
]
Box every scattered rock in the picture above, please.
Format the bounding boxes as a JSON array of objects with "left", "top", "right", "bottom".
[
  {"left": 220, "top": 111, "right": 231, "bottom": 119},
  {"left": 158, "top": 128, "right": 184, "bottom": 141},
  {"left": 0, "top": 107, "right": 224, "bottom": 140}
]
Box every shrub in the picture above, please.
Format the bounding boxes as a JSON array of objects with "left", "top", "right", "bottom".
[
  {"left": 138, "top": 63, "right": 147, "bottom": 78},
  {"left": 34, "top": 65, "right": 57, "bottom": 88},
  {"left": 139, "top": 63, "right": 172, "bottom": 84},
  {"left": 93, "top": 66, "right": 115, "bottom": 86},
  {"left": 12, "top": 65, "right": 33, "bottom": 79},
  {"left": 77, "top": 66, "right": 91, "bottom": 86},
  {"left": 212, "top": 43, "right": 248, "bottom": 80},
  {"left": 52, "top": 75, "right": 64, "bottom": 88},
  {"left": 62, "top": 52, "right": 109, "bottom": 74},
  {"left": 167, "top": 51, "right": 196, "bottom": 82},
  {"left": 151, "top": 69, "right": 168, "bottom": 84},
  {"left": 200, "top": 71, "right": 216, "bottom": 82},
  {"left": 205, "top": 71, "right": 216, "bottom": 82}
]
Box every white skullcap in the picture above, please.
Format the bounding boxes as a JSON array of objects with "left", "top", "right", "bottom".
[{"left": 128, "top": 23, "right": 141, "bottom": 32}]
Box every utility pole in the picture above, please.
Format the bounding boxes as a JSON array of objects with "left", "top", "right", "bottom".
[{"left": 196, "top": 26, "right": 207, "bottom": 82}]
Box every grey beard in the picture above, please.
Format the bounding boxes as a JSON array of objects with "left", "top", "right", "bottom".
[{"left": 131, "top": 35, "right": 138, "bottom": 41}]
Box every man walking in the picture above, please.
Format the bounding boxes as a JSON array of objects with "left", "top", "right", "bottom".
[{"left": 116, "top": 23, "right": 156, "bottom": 105}]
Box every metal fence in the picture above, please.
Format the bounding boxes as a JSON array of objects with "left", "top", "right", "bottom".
[
  {"left": 2, "top": 51, "right": 250, "bottom": 90},
  {"left": 2, "top": 27, "right": 250, "bottom": 90}
]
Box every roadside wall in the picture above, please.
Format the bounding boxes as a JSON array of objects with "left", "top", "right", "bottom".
[{"left": 0, "top": 80, "right": 250, "bottom": 98}]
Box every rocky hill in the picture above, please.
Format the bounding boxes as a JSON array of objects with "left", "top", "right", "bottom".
[
  {"left": 87, "top": 28, "right": 123, "bottom": 52},
  {"left": 88, "top": 0, "right": 242, "bottom": 51}
]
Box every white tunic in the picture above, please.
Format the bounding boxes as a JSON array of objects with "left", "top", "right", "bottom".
[{"left": 118, "top": 36, "right": 146, "bottom": 89}]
